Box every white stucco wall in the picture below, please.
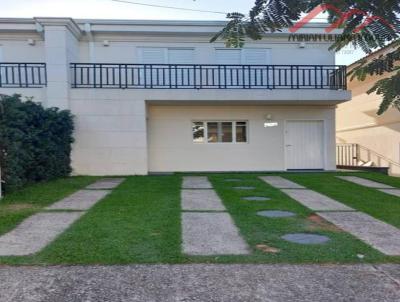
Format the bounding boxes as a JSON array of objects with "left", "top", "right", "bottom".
[
  {"left": 69, "top": 90, "right": 147, "bottom": 175},
  {"left": 0, "top": 18, "right": 345, "bottom": 175},
  {"left": 148, "top": 105, "right": 336, "bottom": 172}
]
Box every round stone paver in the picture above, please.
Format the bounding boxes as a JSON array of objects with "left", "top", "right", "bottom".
[
  {"left": 234, "top": 186, "right": 255, "bottom": 190},
  {"left": 282, "top": 233, "right": 330, "bottom": 245},
  {"left": 257, "top": 210, "right": 296, "bottom": 218},
  {"left": 243, "top": 197, "right": 271, "bottom": 201}
]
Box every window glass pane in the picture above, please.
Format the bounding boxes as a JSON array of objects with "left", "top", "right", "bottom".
[
  {"left": 221, "top": 122, "right": 233, "bottom": 142},
  {"left": 207, "top": 122, "right": 218, "bottom": 143},
  {"left": 236, "top": 122, "right": 247, "bottom": 142},
  {"left": 192, "top": 122, "right": 204, "bottom": 143}
]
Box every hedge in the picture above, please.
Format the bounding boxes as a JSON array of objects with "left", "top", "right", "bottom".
[{"left": 0, "top": 94, "right": 74, "bottom": 193}]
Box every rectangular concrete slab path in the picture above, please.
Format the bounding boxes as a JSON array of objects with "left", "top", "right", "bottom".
[
  {"left": 0, "top": 178, "right": 124, "bottom": 256},
  {"left": 282, "top": 189, "right": 354, "bottom": 211},
  {"left": 337, "top": 176, "right": 400, "bottom": 198},
  {"left": 181, "top": 176, "right": 249, "bottom": 255},
  {"left": 267, "top": 176, "right": 400, "bottom": 256},
  {"left": 46, "top": 189, "right": 111, "bottom": 210},
  {"left": 182, "top": 212, "right": 249, "bottom": 255},
  {"left": 260, "top": 176, "right": 305, "bottom": 189},
  {"left": 182, "top": 176, "right": 213, "bottom": 189},
  {"left": 378, "top": 188, "right": 400, "bottom": 198},
  {"left": 0, "top": 212, "right": 84, "bottom": 256},
  {"left": 318, "top": 211, "right": 400, "bottom": 256},
  {"left": 337, "top": 176, "right": 394, "bottom": 189},
  {"left": 85, "top": 178, "right": 125, "bottom": 190},
  {"left": 181, "top": 189, "right": 226, "bottom": 211}
]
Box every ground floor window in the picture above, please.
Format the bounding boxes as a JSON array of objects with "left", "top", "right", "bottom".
[{"left": 192, "top": 121, "right": 248, "bottom": 143}]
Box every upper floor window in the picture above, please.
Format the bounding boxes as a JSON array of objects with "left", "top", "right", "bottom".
[
  {"left": 138, "top": 47, "right": 194, "bottom": 64},
  {"left": 192, "top": 121, "right": 248, "bottom": 144},
  {"left": 215, "top": 48, "right": 271, "bottom": 65}
]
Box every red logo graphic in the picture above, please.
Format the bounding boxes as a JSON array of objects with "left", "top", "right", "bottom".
[{"left": 290, "top": 4, "right": 395, "bottom": 33}]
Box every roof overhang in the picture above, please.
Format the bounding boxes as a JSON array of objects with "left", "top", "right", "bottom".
[{"left": 0, "top": 17, "right": 341, "bottom": 39}]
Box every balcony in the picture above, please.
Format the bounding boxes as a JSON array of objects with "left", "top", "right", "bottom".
[
  {"left": 70, "top": 63, "right": 347, "bottom": 90},
  {"left": 0, "top": 63, "right": 47, "bottom": 88}
]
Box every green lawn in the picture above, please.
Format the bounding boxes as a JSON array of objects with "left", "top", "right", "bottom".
[
  {"left": 283, "top": 172, "right": 400, "bottom": 228},
  {"left": 206, "top": 174, "right": 395, "bottom": 264},
  {"left": 0, "top": 176, "right": 99, "bottom": 236},
  {"left": 0, "top": 172, "right": 399, "bottom": 265}
]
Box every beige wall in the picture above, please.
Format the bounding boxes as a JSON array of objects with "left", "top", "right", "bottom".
[
  {"left": 0, "top": 18, "right": 345, "bottom": 175},
  {"left": 69, "top": 92, "right": 147, "bottom": 176},
  {"left": 336, "top": 73, "right": 400, "bottom": 175},
  {"left": 148, "top": 105, "right": 336, "bottom": 172}
]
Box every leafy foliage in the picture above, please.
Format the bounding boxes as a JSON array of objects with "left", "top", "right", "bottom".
[
  {"left": 350, "top": 41, "right": 400, "bottom": 80},
  {"left": 212, "top": 0, "right": 400, "bottom": 114},
  {"left": 349, "top": 41, "right": 400, "bottom": 113},
  {"left": 210, "top": 13, "right": 259, "bottom": 48},
  {"left": 369, "top": 72, "right": 400, "bottom": 115},
  {"left": 0, "top": 94, "right": 74, "bottom": 193}
]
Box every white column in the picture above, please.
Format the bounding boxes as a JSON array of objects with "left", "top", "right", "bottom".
[{"left": 36, "top": 18, "right": 81, "bottom": 110}]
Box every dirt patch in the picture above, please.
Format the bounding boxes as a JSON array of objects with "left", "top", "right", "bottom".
[
  {"left": 256, "top": 244, "right": 280, "bottom": 254},
  {"left": 306, "top": 214, "right": 343, "bottom": 232}
]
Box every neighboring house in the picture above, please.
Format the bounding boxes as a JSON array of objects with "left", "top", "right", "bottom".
[
  {"left": 336, "top": 43, "right": 400, "bottom": 176},
  {"left": 0, "top": 17, "right": 350, "bottom": 175}
]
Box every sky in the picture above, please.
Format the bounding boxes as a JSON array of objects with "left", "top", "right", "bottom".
[{"left": 0, "top": 0, "right": 365, "bottom": 65}]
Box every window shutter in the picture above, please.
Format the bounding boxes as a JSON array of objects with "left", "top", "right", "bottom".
[
  {"left": 242, "top": 49, "right": 270, "bottom": 65},
  {"left": 140, "top": 48, "right": 166, "bottom": 64},
  {"left": 242, "top": 49, "right": 270, "bottom": 86},
  {"left": 168, "top": 49, "right": 194, "bottom": 64},
  {"left": 168, "top": 49, "right": 194, "bottom": 87},
  {"left": 216, "top": 49, "right": 241, "bottom": 64}
]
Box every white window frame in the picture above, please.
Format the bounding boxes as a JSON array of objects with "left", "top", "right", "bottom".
[
  {"left": 167, "top": 48, "right": 195, "bottom": 64},
  {"left": 215, "top": 48, "right": 271, "bottom": 65},
  {"left": 192, "top": 120, "right": 249, "bottom": 144},
  {"left": 137, "top": 47, "right": 195, "bottom": 64}
]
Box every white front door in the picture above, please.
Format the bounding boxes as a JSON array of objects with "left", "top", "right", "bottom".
[{"left": 285, "top": 120, "right": 324, "bottom": 170}]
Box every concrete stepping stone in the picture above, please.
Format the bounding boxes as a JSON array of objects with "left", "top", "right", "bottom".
[
  {"left": 337, "top": 176, "right": 393, "bottom": 189},
  {"left": 257, "top": 210, "right": 296, "bottom": 218},
  {"left": 234, "top": 186, "right": 255, "bottom": 190},
  {"left": 260, "top": 176, "right": 305, "bottom": 189},
  {"left": 282, "top": 233, "right": 330, "bottom": 245},
  {"left": 181, "top": 190, "right": 226, "bottom": 211},
  {"left": 318, "top": 211, "right": 400, "bottom": 256},
  {"left": 378, "top": 189, "right": 400, "bottom": 198},
  {"left": 86, "top": 178, "right": 125, "bottom": 190},
  {"left": 242, "top": 197, "right": 271, "bottom": 201},
  {"left": 46, "top": 190, "right": 110, "bottom": 211},
  {"left": 282, "top": 189, "right": 354, "bottom": 212},
  {"left": 0, "top": 212, "right": 84, "bottom": 256},
  {"left": 182, "top": 212, "right": 249, "bottom": 255},
  {"left": 182, "top": 177, "right": 212, "bottom": 189}
]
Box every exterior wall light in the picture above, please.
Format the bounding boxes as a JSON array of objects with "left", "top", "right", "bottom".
[
  {"left": 103, "top": 40, "right": 110, "bottom": 47},
  {"left": 27, "top": 39, "right": 35, "bottom": 46},
  {"left": 264, "top": 114, "right": 278, "bottom": 127}
]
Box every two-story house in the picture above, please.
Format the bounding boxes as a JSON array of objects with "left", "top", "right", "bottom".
[{"left": 0, "top": 17, "right": 350, "bottom": 175}]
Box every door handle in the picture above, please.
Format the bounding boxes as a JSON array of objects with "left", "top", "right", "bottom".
[{"left": 286, "top": 144, "right": 292, "bottom": 147}]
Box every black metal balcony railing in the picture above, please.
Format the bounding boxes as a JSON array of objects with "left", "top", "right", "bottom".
[
  {"left": 0, "top": 63, "right": 47, "bottom": 88},
  {"left": 70, "top": 63, "right": 347, "bottom": 90}
]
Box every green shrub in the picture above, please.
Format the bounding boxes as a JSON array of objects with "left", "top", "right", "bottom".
[{"left": 0, "top": 94, "right": 74, "bottom": 193}]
